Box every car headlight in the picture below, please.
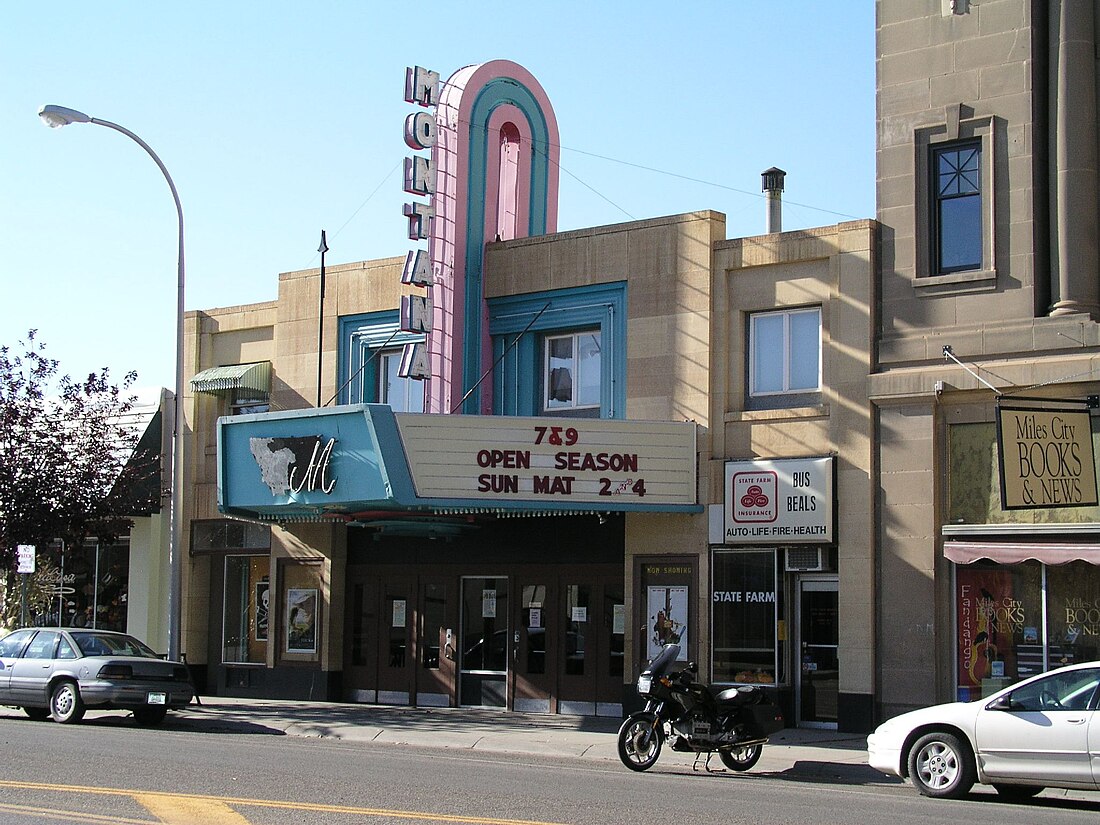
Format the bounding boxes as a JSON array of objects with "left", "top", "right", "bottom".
[{"left": 637, "top": 675, "right": 653, "bottom": 694}]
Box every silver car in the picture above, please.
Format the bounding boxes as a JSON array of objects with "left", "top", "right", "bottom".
[
  {"left": 0, "top": 627, "right": 194, "bottom": 725},
  {"left": 868, "top": 661, "right": 1100, "bottom": 799}
]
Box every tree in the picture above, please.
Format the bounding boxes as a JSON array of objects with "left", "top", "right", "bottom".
[{"left": 0, "top": 330, "right": 160, "bottom": 574}]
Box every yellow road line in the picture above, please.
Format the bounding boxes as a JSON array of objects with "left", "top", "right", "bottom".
[
  {"left": 135, "top": 794, "right": 251, "bottom": 825},
  {"left": 0, "top": 800, "right": 153, "bottom": 824},
  {"left": 0, "top": 780, "right": 568, "bottom": 825}
]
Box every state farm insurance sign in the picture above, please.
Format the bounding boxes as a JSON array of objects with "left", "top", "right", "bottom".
[{"left": 724, "top": 457, "right": 834, "bottom": 544}]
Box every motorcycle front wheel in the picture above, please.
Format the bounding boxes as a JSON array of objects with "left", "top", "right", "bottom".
[
  {"left": 617, "top": 714, "right": 663, "bottom": 771},
  {"left": 719, "top": 744, "right": 762, "bottom": 771}
]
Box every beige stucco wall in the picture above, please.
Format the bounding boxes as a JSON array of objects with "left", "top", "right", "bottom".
[
  {"left": 711, "top": 220, "right": 878, "bottom": 701},
  {"left": 485, "top": 211, "right": 724, "bottom": 426},
  {"left": 273, "top": 256, "right": 412, "bottom": 411}
]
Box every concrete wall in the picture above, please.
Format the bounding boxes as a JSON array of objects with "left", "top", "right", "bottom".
[
  {"left": 873, "top": 0, "right": 1100, "bottom": 714},
  {"left": 712, "top": 221, "right": 878, "bottom": 712},
  {"left": 485, "top": 210, "right": 723, "bottom": 427},
  {"left": 877, "top": 0, "right": 1043, "bottom": 363}
]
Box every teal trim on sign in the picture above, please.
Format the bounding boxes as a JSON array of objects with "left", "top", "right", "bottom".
[
  {"left": 218, "top": 404, "right": 419, "bottom": 519},
  {"left": 217, "top": 403, "right": 701, "bottom": 522},
  {"left": 488, "top": 283, "right": 627, "bottom": 418},
  {"left": 461, "top": 77, "right": 554, "bottom": 413}
]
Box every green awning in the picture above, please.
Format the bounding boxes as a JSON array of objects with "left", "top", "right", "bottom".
[{"left": 190, "top": 362, "right": 271, "bottom": 395}]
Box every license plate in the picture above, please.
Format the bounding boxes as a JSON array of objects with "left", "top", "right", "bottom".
[{"left": 147, "top": 692, "right": 167, "bottom": 705}]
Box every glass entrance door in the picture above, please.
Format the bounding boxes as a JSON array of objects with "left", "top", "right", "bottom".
[
  {"left": 416, "top": 577, "right": 455, "bottom": 708},
  {"left": 796, "top": 577, "right": 838, "bottom": 728},
  {"left": 459, "top": 577, "right": 509, "bottom": 707}
]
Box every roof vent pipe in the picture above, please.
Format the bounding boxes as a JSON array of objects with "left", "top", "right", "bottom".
[{"left": 762, "top": 167, "right": 786, "bottom": 234}]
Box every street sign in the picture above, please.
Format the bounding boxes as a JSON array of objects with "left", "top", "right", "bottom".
[{"left": 16, "top": 545, "right": 35, "bottom": 574}]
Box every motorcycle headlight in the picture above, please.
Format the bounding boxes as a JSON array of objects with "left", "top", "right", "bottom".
[{"left": 636, "top": 675, "right": 653, "bottom": 694}]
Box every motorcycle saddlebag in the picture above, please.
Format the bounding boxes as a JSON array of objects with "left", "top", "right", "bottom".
[{"left": 740, "top": 700, "right": 785, "bottom": 738}]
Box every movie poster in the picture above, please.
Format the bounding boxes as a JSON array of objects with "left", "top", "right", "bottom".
[
  {"left": 956, "top": 568, "right": 1018, "bottom": 696},
  {"left": 286, "top": 588, "right": 317, "bottom": 654},
  {"left": 647, "top": 585, "right": 688, "bottom": 662}
]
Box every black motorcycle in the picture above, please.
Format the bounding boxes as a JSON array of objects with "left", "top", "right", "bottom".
[{"left": 617, "top": 638, "right": 784, "bottom": 772}]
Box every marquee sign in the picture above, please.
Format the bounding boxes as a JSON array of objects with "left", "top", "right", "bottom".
[
  {"left": 996, "top": 403, "right": 1098, "bottom": 510},
  {"left": 723, "top": 457, "right": 834, "bottom": 544},
  {"left": 396, "top": 414, "right": 697, "bottom": 505}
]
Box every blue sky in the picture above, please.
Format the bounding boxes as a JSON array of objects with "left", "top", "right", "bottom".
[{"left": 2, "top": 2, "right": 874, "bottom": 390}]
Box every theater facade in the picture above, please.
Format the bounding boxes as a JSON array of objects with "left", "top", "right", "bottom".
[{"left": 179, "top": 59, "right": 877, "bottom": 729}]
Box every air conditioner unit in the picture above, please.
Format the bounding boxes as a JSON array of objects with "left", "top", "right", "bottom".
[{"left": 785, "top": 547, "right": 826, "bottom": 572}]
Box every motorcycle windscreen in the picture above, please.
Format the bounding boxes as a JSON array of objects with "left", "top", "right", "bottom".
[{"left": 643, "top": 643, "right": 681, "bottom": 678}]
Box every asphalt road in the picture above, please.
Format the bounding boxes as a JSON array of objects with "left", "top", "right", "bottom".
[{"left": 2, "top": 713, "right": 1100, "bottom": 825}]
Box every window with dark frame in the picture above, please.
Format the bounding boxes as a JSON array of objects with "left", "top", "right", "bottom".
[
  {"left": 932, "top": 141, "right": 983, "bottom": 275},
  {"left": 230, "top": 387, "right": 270, "bottom": 416}
]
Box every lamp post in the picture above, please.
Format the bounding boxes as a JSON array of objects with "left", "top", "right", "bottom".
[{"left": 38, "top": 104, "right": 184, "bottom": 661}]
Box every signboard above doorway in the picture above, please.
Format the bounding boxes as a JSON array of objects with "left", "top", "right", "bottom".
[{"left": 995, "top": 401, "right": 1098, "bottom": 510}]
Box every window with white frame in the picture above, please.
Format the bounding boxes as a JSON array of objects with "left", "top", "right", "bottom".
[
  {"left": 749, "top": 308, "right": 821, "bottom": 397},
  {"left": 379, "top": 349, "right": 425, "bottom": 412},
  {"left": 544, "top": 331, "right": 601, "bottom": 412}
]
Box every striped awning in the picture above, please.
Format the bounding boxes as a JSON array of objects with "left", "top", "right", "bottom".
[
  {"left": 190, "top": 362, "right": 271, "bottom": 395},
  {"left": 945, "top": 541, "right": 1100, "bottom": 566}
]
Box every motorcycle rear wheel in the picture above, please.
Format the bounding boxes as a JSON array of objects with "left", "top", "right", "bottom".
[
  {"left": 617, "top": 714, "right": 663, "bottom": 771},
  {"left": 719, "top": 744, "right": 762, "bottom": 771}
]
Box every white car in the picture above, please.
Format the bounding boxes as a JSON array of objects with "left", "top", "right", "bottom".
[{"left": 868, "top": 661, "right": 1100, "bottom": 799}]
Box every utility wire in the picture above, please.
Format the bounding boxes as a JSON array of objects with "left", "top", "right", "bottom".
[
  {"left": 314, "top": 112, "right": 860, "bottom": 270},
  {"left": 303, "top": 160, "right": 401, "bottom": 269}
]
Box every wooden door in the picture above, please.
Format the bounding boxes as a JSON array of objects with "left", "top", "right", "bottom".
[
  {"left": 343, "top": 572, "right": 379, "bottom": 701},
  {"left": 376, "top": 573, "right": 415, "bottom": 704}
]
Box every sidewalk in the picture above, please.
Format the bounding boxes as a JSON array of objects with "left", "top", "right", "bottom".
[{"left": 167, "top": 696, "right": 882, "bottom": 782}]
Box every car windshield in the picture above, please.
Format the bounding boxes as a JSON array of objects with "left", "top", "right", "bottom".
[{"left": 71, "top": 632, "right": 158, "bottom": 658}]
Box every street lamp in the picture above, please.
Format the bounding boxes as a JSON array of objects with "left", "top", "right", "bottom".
[{"left": 38, "top": 104, "right": 185, "bottom": 661}]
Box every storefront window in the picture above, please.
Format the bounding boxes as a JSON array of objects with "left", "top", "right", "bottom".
[
  {"left": 222, "top": 555, "right": 270, "bottom": 664},
  {"left": 26, "top": 541, "right": 129, "bottom": 632},
  {"left": 192, "top": 520, "right": 270, "bottom": 554},
  {"left": 955, "top": 560, "right": 1100, "bottom": 701},
  {"left": 712, "top": 549, "right": 778, "bottom": 685},
  {"left": 1047, "top": 562, "right": 1100, "bottom": 666}
]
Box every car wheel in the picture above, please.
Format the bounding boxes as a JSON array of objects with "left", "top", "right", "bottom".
[
  {"left": 49, "top": 680, "right": 86, "bottom": 724},
  {"left": 993, "top": 784, "right": 1043, "bottom": 800},
  {"left": 133, "top": 707, "right": 168, "bottom": 726},
  {"left": 22, "top": 707, "right": 50, "bottom": 721},
  {"left": 907, "top": 731, "right": 975, "bottom": 799}
]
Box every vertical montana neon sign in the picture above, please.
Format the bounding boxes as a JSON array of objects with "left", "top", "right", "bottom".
[
  {"left": 399, "top": 65, "right": 437, "bottom": 382},
  {"left": 401, "top": 61, "right": 560, "bottom": 413}
]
